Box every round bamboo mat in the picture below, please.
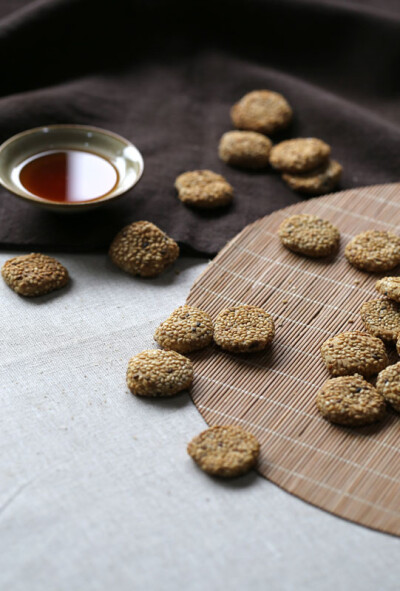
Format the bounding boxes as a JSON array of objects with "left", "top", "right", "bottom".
[{"left": 186, "top": 183, "right": 400, "bottom": 536}]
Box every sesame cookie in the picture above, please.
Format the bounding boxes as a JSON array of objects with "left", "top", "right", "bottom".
[
  {"left": 231, "top": 90, "right": 293, "bottom": 135},
  {"left": 376, "top": 362, "right": 400, "bottom": 412},
  {"left": 126, "top": 349, "right": 193, "bottom": 397},
  {"left": 214, "top": 305, "right": 275, "bottom": 353},
  {"left": 187, "top": 425, "right": 260, "bottom": 477},
  {"left": 1, "top": 253, "right": 69, "bottom": 297},
  {"left": 174, "top": 170, "right": 233, "bottom": 208},
  {"left": 345, "top": 230, "right": 400, "bottom": 273},
  {"left": 109, "top": 221, "right": 179, "bottom": 278},
  {"left": 154, "top": 305, "right": 214, "bottom": 353},
  {"left": 218, "top": 131, "right": 272, "bottom": 169},
  {"left": 282, "top": 159, "right": 342, "bottom": 195},
  {"left": 278, "top": 214, "right": 340, "bottom": 258},
  {"left": 316, "top": 375, "right": 386, "bottom": 427},
  {"left": 269, "top": 138, "right": 331, "bottom": 173},
  {"left": 320, "top": 331, "right": 388, "bottom": 377},
  {"left": 376, "top": 277, "right": 400, "bottom": 302},
  {"left": 360, "top": 298, "right": 400, "bottom": 341}
]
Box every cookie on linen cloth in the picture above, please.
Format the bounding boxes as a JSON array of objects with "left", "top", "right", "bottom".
[
  {"left": 320, "top": 331, "right": 388, "bottom": 377},
  {"left": 230, "top": 90, "right": 293, "bottom": 135},
  {"left": 187, "top": 425, "right": 260, "bottom": 477},
  {"left": 376, "top": 362, "right": 400, "bottom": 412},
  {"left": 154, "top": 305, "right": 214, "bottom": 353},
  {"left": 316, "top": 374, "right": 386, "bottom": 427},
  {"left": 174, "top": 170, "right": 233, "bottom": 208},
  {"left": 360, "top": 298, "right": 400, "bottom": 341},
  {"left": 375, "top": 277, "right": 400, "bottom": 302},
  {"left": 345, "top": 230, "right": 400, "bottom": 273},
  {"left": 282, "top": 159, "right": 342, "bottom": 195},
  {"left": 214, "top": 305, "right": 275, "bottom": 353},
  {"left": 109, "top": 221, "right": 179, "bottom": 278},
  {"left": 1, "top": 253, "right": 69, "bottom": 297},
  {"left": 126, "top": 350, "right": 193, "bottom": 397},
  {"left": 218, "top": 131, "right": 272, "bottom": 169},
  {"left": 269, "top": 138, "right": 331, "bottom": 173},
  {"left": 278, "top": 214, "right": 340, "bottom": 258}
]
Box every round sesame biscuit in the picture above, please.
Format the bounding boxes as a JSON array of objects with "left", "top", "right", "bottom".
[
  {"left": 218, "top": 131, "right": 272, "bottom": 169},
  {"left": 174, "top": 170, "right": 233, "bottom": 208},
  {"left": 269, "top": 138, "right": 331, "bottom": 173},
  {"left": 345, "top": 230, "right": 400, "bottom": 273},
  {"left": 214, "top": 305, "right": 275, "bottom": 353},
  {"left": 126, "top": 349, "right": 193, "bottom": 397},
  {"left": 109, "top": 221, "right": 179, "bottom": 278},
  {"left": 154, "top": 305, "right": 214, "bottom": 353},
  {"left": 376, "top": 362, "right": 400, "bottom": 412},
  {"left": 375, "top": 277, "right": 400, "bottom": 302},
  {"left": 230, "top": 90, "right": 293, "bottom": 135},
  {"left": 316, "top": 375, "right": 386, "bottom": 427},
  {"left": 360, "top": 298, "right": 400, "bottom": 341},
  {"left": 282, "top": 159, "right": 342, "bottom": 195},
  {"left": 278, "top": 214, "right": 340, "bottom": 258},
  {"left": 187, "top": 425, "right": 260, "bottom": 477},
  {"left": 1, "top": 253, "right": 69, "bottom": 297},
  {"left": 320, "top": 331, "right": 388, "bottom": 377}
]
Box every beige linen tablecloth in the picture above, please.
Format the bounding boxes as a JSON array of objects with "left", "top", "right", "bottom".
[{"left": 1, "top": 252, "right": 399, "bottom": 591}]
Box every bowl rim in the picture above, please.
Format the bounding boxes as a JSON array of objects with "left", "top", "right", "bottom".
[{"left": 0, "top": 124, "right": 144, "bottom": 209}]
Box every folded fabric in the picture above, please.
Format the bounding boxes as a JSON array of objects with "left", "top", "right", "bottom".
[{"left": 0, "top": 0, "right": 399, "bottom": 255}]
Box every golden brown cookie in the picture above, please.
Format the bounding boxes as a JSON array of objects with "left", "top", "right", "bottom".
[
  {"left": 230, "top": 90, "right": 293, "bottom": 135},
  {"left": 109, "top": 221, "right": 179, "bottom": 278},
  {"left": 1, "top": 253, "right": 69, "bottom": 297},
  {"left": 320, "top": 331, "right": 388, "bottom": 377},
  {"left": 376, "top": 362, "right": 400, "bottom": 412},
  {"left": 174, "top": 170, "right": 233, "bottom": 208},
  {"left": 187, "top": 425, "right": 260, "bottom": 477},
  {"left": 316, "top": 374, "right": 386, "bottom": 427},
  {"left": 360, "top": 298, "right": 400, "bottom": 341},
  {"left": 154, "top": 305, "right": 214, "bottom": 353},
  {"left": 214, "top": 305, "right": 275, "bottom": 353},
  {"left": 126, "top": 349, "right": 193, "bottom": 396},
  {"left": 269, "top": 138, "right": 331, "bottom": 173},
  {"left": 375, "top": 276, "right": 400, "bottom": 302},
  {"left": 218, "top": 130, "right": 272, "bottom": 169},
  {"left": 278, "top": 214, "right": 340, "bottom": 258},
  {"left": 282, "top": 159, "right": 342, "bottom": 195},
  {"left": 345, "top": 230, "right": 400, "bottom": 273}
]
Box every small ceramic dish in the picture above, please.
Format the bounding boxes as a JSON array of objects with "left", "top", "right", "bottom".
[{"left": 0, "top": 124, "right": 144, "bottom": 212}]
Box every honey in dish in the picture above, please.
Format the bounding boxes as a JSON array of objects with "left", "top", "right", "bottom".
[{"left": 19, "top": 150, "right": 119, "bottom": 203}]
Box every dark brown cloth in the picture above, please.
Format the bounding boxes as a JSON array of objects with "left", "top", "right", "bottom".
[{"left": 0, "top": 0, "right": 400, "bottom": 255}]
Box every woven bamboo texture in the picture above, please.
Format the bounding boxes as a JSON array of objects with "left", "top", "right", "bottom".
[{"left": 186, "top": 183, "right": 400, "bottom": 536}]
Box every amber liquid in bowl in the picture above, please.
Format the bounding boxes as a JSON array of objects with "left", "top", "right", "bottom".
[{"left": 19, "top": 150, "right": 119, "bottom": 203}]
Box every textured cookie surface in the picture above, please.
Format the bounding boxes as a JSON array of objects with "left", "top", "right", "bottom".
[
  {"left": 360, "top": 298, "right": 400, "bottom": 341},
  {"left": 278, "top": 214, "right": 340, "bottom": 258},
  {"left": 316, "top": 375, "right": 386, "bottom": 427},
  {"left": 126, "top": 349, "right": 193, "bottom": 396},
  {"left": 269, "top": 138, "right": 330, "bottom": 173},
  {"left": 175, "top": 170, "right": 233, "bottom": 208},
  {"left": 109, "top": 221, "right": 179, "bottom": 277},
  {"left": 320, "top": 331, "right": 388, "bottom": 377},
  {"left": 282, "top": 159, "right": 342, "bottom": 195},
  {"left": 187, "top": 425, "right": 260, "bottom": 477},
  {"left": 218, "top": 131, "right": 272, "bottom": 169},
  {"left": 214, "top": 305, "right": 275, "bottom": 352},
  {"left": 345, "top": 230, "right": 400, "bottom": 273},
  {"left": 230, "top": 90, "right": 293, "bottom": 135},
  {"left": 154, "top": 305, "right": 214, "bottom": 353},
  {"left": 376, "top": 362, "right": 400, "bottom": 412},
  {"left": 376, "top": 276, "right": 400, "bottom": 302},
  {"left": 1, "top": 253, "right": 69, "bottom": 297}
]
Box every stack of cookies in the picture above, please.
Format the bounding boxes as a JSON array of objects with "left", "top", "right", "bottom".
[{"left": 219, "top": 89, "right": 343, "bottom": 195}]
